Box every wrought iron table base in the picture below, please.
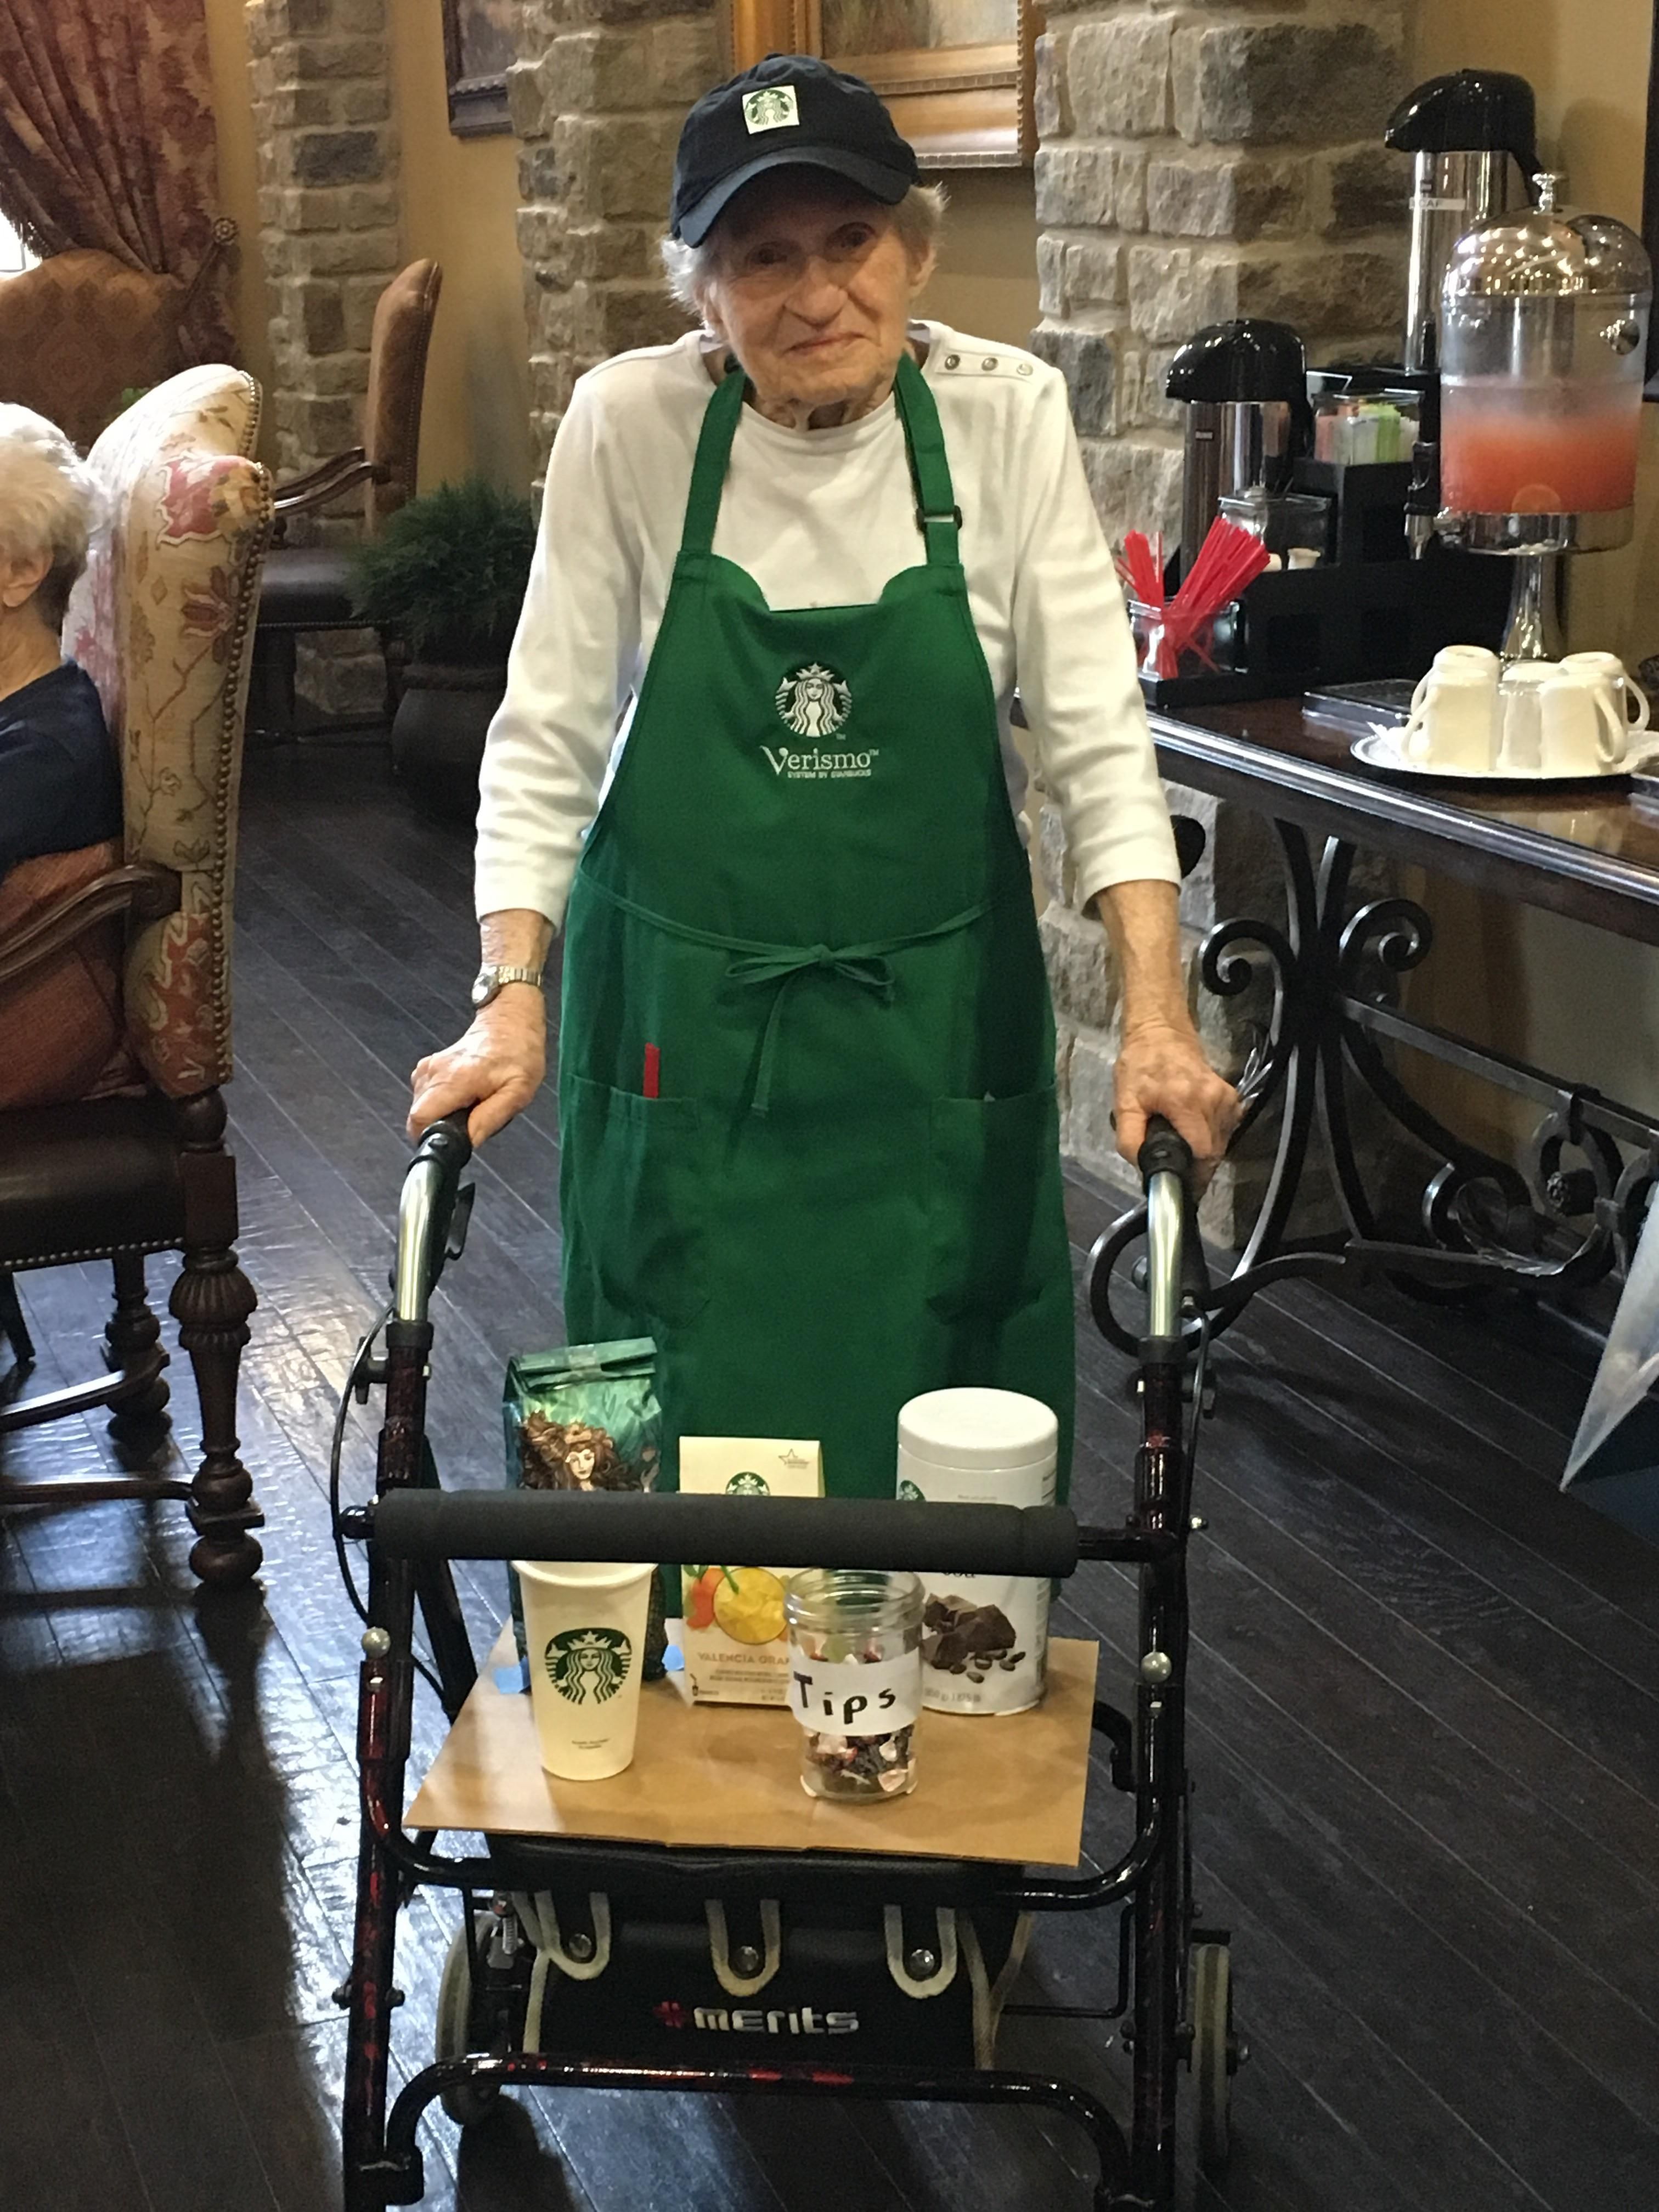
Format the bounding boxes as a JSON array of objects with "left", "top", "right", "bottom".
[{"left": 1093, "top": 818, "right": 1659, "bottom": 1353}]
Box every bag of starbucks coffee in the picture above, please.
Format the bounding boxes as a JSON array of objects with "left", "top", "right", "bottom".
[{"left": 503, "top": 1338, "right": 667, "bottom": 1683}]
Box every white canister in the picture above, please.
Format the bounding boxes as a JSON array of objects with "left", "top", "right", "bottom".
[{"left": 896, "top": 1387, "right": 1058, "bottom": 1716}]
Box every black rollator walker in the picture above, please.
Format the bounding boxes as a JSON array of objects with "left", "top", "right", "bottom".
[{"left": 334, "top": 1110, "right": 1235, "bottom": 2210}]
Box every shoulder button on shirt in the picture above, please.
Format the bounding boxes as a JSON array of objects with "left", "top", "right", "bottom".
[
  {"left": 981, "top": 356, "right": 997, "bottom": 370},
  {"left": 943, "top": 353, "right": 960, "bottom": 370}
]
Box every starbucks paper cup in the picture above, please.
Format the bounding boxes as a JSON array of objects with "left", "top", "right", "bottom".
[{"left": 514, "top": 1558, "right": 654, "bottom": 1779}]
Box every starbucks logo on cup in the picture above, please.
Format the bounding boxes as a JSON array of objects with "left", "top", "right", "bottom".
[{"left": 544, "top": 1626, "right": 632, "bottom": 1705}]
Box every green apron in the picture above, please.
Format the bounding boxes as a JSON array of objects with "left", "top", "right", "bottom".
[{"left": 558, "top": 352, "right": 1074, "bottom": 1499}]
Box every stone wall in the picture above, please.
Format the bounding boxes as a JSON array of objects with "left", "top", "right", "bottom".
[
  {"left": 246, "top": 0, "right": 402, "bottom": 715},
  {"left": 1029, "top": 0, "right": 1411, "bottom": 1235},
  {"left": 507, "top": 2, "right": 719, "bottom": 486}
]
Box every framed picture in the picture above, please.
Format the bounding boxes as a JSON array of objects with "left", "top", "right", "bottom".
[
  {"left": 729, "top": 1, "right": 1044, "bottom": 168},
  {"left": 443, "top": 0, "right": 515, "bottom": 139}
]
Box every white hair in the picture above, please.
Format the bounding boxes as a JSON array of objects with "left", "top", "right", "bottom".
[
  {"left": 660, "top": 180, "right": 948, "bottom": 320},
  {"left": 0, "top": 402, "right": 101, "bottom": 629}
]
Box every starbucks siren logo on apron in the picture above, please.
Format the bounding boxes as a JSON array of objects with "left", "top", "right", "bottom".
[
  {"left": 544, "top": 1626, "right": 632, "bottom": 1704},
  {"left": 776, "top": 663, "right": 851, "bottom": 738},
  {"left": 765, "top": 663, "right": 876, "bottom": 780}
]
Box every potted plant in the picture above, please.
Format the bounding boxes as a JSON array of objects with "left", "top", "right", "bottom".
[{"left": 351, "top": 476, "right": 536, "bottom": 818}]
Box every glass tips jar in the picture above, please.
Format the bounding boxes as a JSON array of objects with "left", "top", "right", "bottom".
[{"left": 785, "top": 1568, "right": 923, "bottom": 1801}]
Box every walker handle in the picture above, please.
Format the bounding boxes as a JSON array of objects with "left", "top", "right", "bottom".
[
  {"left": 1138, "top": 1114, "right": 1206, "bottom": 1336},
  {"left": 394, "top": 1113, "right": 475, "bottom": 1323},
  {"left": 369, "top": 1490, "right": 1080, "bottom": 1579},
  {"left": 1137, "top": 1113, "right": 1193, "bottom": 1187}
]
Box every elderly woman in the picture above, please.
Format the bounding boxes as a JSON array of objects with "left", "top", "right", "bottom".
[
  {"left": 0, "top": 404, "right": 116, "bottom": 885},
  {"left": 410, "top": 57, "right": 1238, "bottom": 1496}
]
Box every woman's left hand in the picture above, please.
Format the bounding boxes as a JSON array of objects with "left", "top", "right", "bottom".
[{"left": 1112, "top": 1018, "right": 1240, "bottom": 1167}]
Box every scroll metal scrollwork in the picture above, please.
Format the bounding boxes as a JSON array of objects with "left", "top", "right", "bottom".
[
  {"left": 1087, "top": 818, "right": 1659, "bottom": 1357},
  {"left": 1333, "top": 895, "right": 1537, "bottom": 1272}
]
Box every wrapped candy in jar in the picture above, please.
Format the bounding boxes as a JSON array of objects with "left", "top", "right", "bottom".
[{"left": 784, "top": 1569, "right": 923, "bottom": 1801}]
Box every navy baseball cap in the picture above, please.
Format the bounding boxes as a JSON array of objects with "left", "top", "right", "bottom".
[{"left": 670, "top": 54, "right": 921, "bottom": 246}]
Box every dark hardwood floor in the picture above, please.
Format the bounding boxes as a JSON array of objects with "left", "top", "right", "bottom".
[{"left": 3, "top": 740, "right": 1657, "bottom": 2212}]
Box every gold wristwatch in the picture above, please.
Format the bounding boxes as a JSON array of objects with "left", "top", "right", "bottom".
[{"left": 470, "top": 963, "right": 545, "bottom": 1009}]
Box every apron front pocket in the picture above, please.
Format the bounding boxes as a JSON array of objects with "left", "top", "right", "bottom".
[
  {"left": 567, "top": 1077, "right": 709, "bottom": 1329},
  {"left": 926, "top": 1088, "right": 1060, "bottom": 1322}
]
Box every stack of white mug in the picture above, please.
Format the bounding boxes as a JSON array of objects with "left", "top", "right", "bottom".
[{"left": 1401, "top": 647, "right": 1650, "bottom": 777}]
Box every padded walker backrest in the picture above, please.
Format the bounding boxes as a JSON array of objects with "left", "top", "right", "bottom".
[
  {"left": 363, "top": 258, "right": 442, "bottom": 531},
  {"left": 63, "top": 365, "right": 272, "bottom": 1097}
]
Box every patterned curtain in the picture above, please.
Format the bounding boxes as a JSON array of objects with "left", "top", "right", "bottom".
[{"left": 0, "top": 0, "right": 233, "bottom": 358}]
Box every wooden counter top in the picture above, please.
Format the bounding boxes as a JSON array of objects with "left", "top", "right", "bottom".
[{"left": 1150, "top": 695, "right": 1659, "bottom": 945}]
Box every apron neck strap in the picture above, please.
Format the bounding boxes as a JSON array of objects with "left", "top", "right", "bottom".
[
  {"left": 680, "top": 360, "right": 748, "bottom": 557},
  {"left": 677, "top": 348, "right": 962, "bottom": 567},
  {"left": 893, "top": 351, "right": 960, "bottom": 569}
]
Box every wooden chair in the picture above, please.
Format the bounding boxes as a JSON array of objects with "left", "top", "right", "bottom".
[
  {"left": 0, "top": 364, "right": 273, "bottom": 1585},
  {"left": 251, "top": 258, "right": 442, "bottom": 733},
  {"left": 0, "top": 226, "right": 238, "bottom": 451}
]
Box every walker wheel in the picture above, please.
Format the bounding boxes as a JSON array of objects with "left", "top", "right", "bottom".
[
  {"left": 1190, "top": 1940, "right": 1234, "bottom": 2172},
  {"left": 436, "top": 1916, "right": 504, "bottom": 2128}
]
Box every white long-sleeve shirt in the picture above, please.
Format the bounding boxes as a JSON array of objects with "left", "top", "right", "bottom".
[{"left": 475, "top": 321, "right": 1178, "bottom": 927}]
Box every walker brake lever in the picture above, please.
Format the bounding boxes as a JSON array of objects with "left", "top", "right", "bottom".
[{"left": 445, "top": 1182, "right": 476, "bottom": 1267}]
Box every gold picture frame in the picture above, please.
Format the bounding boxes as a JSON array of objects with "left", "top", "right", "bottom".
[{"left": 729, "top": 2, "right": 1043, "bottom": 168}]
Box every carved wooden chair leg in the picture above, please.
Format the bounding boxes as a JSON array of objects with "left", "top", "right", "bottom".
[
  {"left": 105, "top": 1251, "right": 171, "bottom": 1438},
  {"left": 171, "top": 1243, "right": 262, "bottom": 1584},
  {"left": 0, "top": 1270, "right": 32, "bottom": 1370},
  {"left": 171, "top": 1093, "right": 263, "bottom": 1586}
]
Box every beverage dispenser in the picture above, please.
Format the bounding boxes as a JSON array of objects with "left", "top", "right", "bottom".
[
  {"left": 1165, "top": 319, "right": 1313, "bottom": 577},
  {"left": 1385, "top": 69, "right": 1541, "bottom": 377},
  {"left": 1383, "top": 68, "right": 1540, "bottom": 558},
  {"left": 1437, "top": 176, "right": 1652, "bottom": 658}
]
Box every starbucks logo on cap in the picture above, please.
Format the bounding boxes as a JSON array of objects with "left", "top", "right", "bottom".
[
  {"left": 726, "top": 1471, "right": 770, "bottom": 1494},
  {"left": 544, "top": 1626, "right": 632, "bottom": 1705},
  {"left": 897, "top": 1479, "right": 924, "bottom": 1504},
  {"left": 743, "top": 85, "right": 799, "bottom": 133}
]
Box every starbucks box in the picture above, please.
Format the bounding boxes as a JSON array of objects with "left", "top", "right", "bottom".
[{"left": 678, "top": 1437, "right": 822, "bottom": 1705}]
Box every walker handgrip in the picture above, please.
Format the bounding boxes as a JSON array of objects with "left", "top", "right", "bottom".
[
  {"left": 395, "top": 1115, "right": 475, "bottom": 1321},
  {"left": 1137, "top": 1113, "right": 1193, "bottom": 1189},
  {"left": 371, "top": 1491, "right": 1080, "bottom": 1580},
  {"left": 412, "top": 1112, "right": 473, "bottom": 1179}
]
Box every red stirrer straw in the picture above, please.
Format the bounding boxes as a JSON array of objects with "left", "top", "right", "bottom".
[{"left": 1153, "top": 517, "right": 1271, "bottom": 678}]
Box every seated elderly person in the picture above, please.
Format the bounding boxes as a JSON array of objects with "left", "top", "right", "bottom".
[
  {"left": 410, "top": 56, "right": 1239, "bottom": 1501},
  {"left": 0, "top": 404, "right": 117, "bottom": 885},
  {"left": 0, "top": 403, "right": 126, "bottom": 1111}
]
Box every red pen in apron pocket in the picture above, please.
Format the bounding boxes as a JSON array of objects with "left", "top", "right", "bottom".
[{"left": 642, "top": 1043, "right": 661, "bottom": 1099}]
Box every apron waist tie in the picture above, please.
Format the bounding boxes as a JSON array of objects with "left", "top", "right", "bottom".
[
  {"left": 727, "top": 946, "right": 895, "bottom": 1117},
  {"left": 578, "top": 876, "right": 1010, "bottom": 1116}
]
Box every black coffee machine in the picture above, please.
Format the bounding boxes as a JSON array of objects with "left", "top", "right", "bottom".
[{"left": 1144, "top": 70, "right": 1539, "bottom": 708}]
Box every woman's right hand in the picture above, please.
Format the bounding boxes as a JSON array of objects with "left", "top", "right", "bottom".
[{"left": 408, "top": 987, "right": 546, "bottom": 1147}]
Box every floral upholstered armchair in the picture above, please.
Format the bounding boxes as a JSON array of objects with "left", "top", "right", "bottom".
[{"left": 0, "top": 364, "right": 272, "bottom": 1585}]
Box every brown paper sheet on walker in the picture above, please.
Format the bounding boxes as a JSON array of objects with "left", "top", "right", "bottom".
[{"left": 409, "top": 1627, "right": 1098, "bottom": 1866}]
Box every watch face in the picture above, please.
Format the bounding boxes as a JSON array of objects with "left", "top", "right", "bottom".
[{"left": 471, "top": 974, "right": 493, "bottom": 1008}]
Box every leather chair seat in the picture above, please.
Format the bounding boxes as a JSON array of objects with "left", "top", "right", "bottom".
[
  {"left": 258, "top": 544, "right": 359, "bottom": 630},
  {"left": 0, "top": 1094, "right": 185, "bottom": 1269}
]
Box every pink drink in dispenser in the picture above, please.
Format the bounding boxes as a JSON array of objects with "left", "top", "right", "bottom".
[
  {"left": 1439, "top": 191, "right": 1650, "bottom": 525},
  {"left": 1441, "top": 380, "right": 1641, "bottom": 515}
]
